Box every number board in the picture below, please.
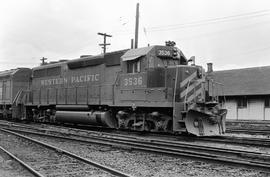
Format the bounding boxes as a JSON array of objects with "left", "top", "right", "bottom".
[
  {"left": 156, "top": 49, "right": 173, "bottom": 58},
  {"left": 120, "top": 73, "right": 146, "bottom": 88}
]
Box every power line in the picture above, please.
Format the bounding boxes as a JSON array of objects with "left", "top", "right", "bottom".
[
  {"left": 147, "top": 9, "right": 270, "bottom": 32},
  {"left": 220, "top": 45, "right": 270, "bottom": 59},
  {"left": 173, "top": 19, "right": 270, "bottom": 42},
  {"left": 111, "top": 9, "right": 270, "bottom": 36}
]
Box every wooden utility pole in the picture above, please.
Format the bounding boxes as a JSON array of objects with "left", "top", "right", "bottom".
[
  {"left": 131, "top": 39, "right": 134, "bottom": 49},
  {"left": 98, "top": 32, "right": 112, "bottom": 53},
  {"left": 40, "top": 57, "right": 47, "bottom": 65},
  {"left": 134, "top": 3, "right": 139, "bottom": 49}
]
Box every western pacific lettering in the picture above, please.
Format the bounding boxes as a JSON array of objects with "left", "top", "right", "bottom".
[{"left": 41, "top": 74, "right": 99, "bottom": 86}]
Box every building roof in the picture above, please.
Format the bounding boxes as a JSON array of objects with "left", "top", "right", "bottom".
[{"left": 212, "top": 65, "right": 270, "bottom": 96}]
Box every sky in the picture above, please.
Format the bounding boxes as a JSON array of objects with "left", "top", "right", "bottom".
[{"left": 0, "top": 0, "right": 270, "bottom": 71}]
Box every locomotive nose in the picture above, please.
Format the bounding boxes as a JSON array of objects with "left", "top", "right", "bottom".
[{"left": 185, "top": 109, "right": 227, "bottom": 136}]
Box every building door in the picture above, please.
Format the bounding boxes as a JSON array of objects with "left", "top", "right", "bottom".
[
  {"left": 2, "top": 81, "right": 6, "bottom": 100},
  {"left": 248, "top": 99, "right": 264, "bottom": 120},
  {"left": 264, "top": 108, "right": 270, "bottom": 120}
]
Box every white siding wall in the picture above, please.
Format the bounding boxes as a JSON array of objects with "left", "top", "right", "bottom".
[
  {"left": 224, "top": 101, "right": 237, "bottom": 119},
  {"left": 265, "top": 108, "right": 270, "bottom": 120},
  {"left": 238, "top": 108, "right": 249, "bottom": 120},
  {"left": 225, "top": 98, "right": 265, "bottom": 120}
]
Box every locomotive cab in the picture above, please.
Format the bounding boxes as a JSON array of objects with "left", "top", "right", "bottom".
[
  {"left": 121, "top": 45, "right": 187, "bottom": 73},
  {"left": 120, "top": 45, "right": 187, "bottom": 89},
  {"left": 119, "top": 45, "right": 185, "bottom": 102},
  {"left": 117, "top": 45, "right": 185, "bottom": 130}
]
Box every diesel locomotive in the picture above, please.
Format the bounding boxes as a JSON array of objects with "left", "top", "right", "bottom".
[{"left": 0, "top": 44, "right": 227, "bottom": 136}]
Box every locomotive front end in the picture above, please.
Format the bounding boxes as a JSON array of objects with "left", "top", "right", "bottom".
[
  {"left": 119, "top": 43, "right": 227, "bottom": 136},
  {"left": 166, "top": 51, "right": 227, "bottom": 136}
]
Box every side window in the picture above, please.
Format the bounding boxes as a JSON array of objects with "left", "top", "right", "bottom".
[
  {"left": 237, "top": 97, "right": 247, "bottom": 108},
  {"left": 265, "top": 97, "right": 270, "bottom": 108},
  {"left": 127, "top": 61, "right": 133, "bottom": 73},
  {"left": 127, "top": 59, "right": 141, "bottom": 73},
  {"left": 136, "top": 60, "right": 141, "bottom": 72}
]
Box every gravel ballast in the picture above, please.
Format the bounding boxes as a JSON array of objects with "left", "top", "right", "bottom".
[
  {"left": 0, "top": 132, "right": 114, "bottom": 177},
  {"left": 13, "top": 132, "right": 270, "bottom": 177}
]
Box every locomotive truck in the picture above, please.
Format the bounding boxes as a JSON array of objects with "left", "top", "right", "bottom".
[{"left": 0, "top": 44, "right": 227, "bottom": 136}]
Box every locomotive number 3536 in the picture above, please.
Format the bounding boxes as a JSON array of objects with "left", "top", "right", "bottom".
[{"left": 124, "top": 76, "right": 143, "bottom": 86}]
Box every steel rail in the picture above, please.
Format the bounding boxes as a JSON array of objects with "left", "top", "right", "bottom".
[
  {"left": 0, "top": 128, "right": 133, "bottom": 177},
  {"left": 7, "top": 127, "right": 270, "bottom": 158},
  {"left": 0, "top": 145, "right": 45, "bottom": 177},
  {"left": 226, "top": 128, "right": 270, "bottom": 135},
  {"left": 3, "top": 126, "right": 270, "bottom": 172},
  {"left": 226, "top": 120, "right": 270, "bottom": 124},
  {"left": 0, "top": 121, "right": 269, "bottom": 147},
  {"left": 194, "top": 136, "right": 270, "bottom": 147}
]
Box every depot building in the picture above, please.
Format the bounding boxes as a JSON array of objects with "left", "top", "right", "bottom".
[{"left": 209, "top": 64, "right": 270, "bottom": 121}]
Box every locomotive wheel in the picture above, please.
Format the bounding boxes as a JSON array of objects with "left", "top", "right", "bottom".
[
  {"left": 163, "top": 119, "right": 173, "bottom": 132},
  {"left": 125, "top": 118, "right": 155, "bottom": 131}
]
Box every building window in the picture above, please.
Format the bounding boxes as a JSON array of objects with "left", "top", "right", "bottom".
[
  {"left": 265, "top": 98, "right": 270, "bottom": 108},
  {"left": 237, "top": 97, "right": 247, "bottom": 108},
  {"left": 127, "top": 59, "right": 141, "bottom": 73}
]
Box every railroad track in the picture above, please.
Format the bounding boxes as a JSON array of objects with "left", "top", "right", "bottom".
[
  {"left": 0, "top": 122, "right": 270, "bottom": 172},
  {"left": 226, "top": 120, "right": 270, "bottom": 135},
  {"left": 0, "top": 128, "right": 132, "bottom": 177},
  {"left": 196, "top": 135, "right": 270, "bottom": 147},
  {"left": 226, "top": 128, "right": 270, "bottom": 135},
  {"left": 1, "top": 120, "right": 269, "bottom": 148}
]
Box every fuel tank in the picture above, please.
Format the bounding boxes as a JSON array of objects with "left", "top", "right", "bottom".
[{"left": 55, "top": 111, "right": 117, "bottom": 128}]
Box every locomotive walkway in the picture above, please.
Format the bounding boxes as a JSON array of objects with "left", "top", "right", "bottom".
[
  {"left": 0, "top": 121, "right": 270, "bottom": 172},
  {"left": 0, "top": 128, "right": 133, "bottom": 177}
]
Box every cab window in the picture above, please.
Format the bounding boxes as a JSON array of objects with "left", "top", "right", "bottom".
[
  {"left": 163, "top": 59, "right": 179, "bottom": 66},
  {"left": 127, "top": 59, "right": 141, "bottom": 73}
]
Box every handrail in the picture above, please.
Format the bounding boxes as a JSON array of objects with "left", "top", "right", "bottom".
[
  {"left": 173, "top": 67, "right": 179, "bottom": 112},
  {"left": 12, "top": 89, "right": 23, "bottom": 106},
  {"left": 113, "top": 71, "right": 120, "bottom": 86},
  {"left": 184, "top": 80, "right": 191, "bottom": 111}
]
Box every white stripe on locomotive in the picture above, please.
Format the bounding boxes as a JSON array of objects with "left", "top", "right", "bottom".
[
  {"left": 180, "top": 80, "right": 202, "bottom": 98},
  {"left": 180, "top": 72, "right": 197, "bottom": 87}
]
